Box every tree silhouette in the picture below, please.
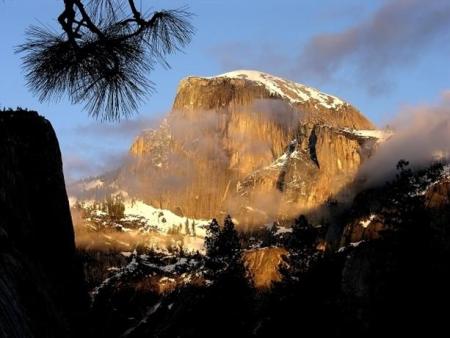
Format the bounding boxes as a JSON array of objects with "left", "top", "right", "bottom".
[
  {"left": 287, "top": 215, "right": 317, "bottom": 252},
  {"left": 204, "top": 218, "right": 221, "bottom": 260},
  {"left": 184, "top": 218, "right": 191, "bottom": 236},
  {"left": 204, "top": 216, "right": 245, "bottom": 280},
  {"left": 279, "top": 214, "right": 320, "bottom": 283},
  {"left": 104, "top": 195, "right": 125, "bottom": 221},
  {"left": 17, "top": 0, "right": 194, "bottom": 121}
]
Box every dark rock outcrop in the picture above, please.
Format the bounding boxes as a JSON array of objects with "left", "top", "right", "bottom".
[
  {"left": 0, "top": 110, "right": 87, "bottom": 337},
  {"left": 340, "top": 172, "right": 450, "bottom": 246}
]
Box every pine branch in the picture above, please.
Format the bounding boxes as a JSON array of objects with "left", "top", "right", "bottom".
[{"left": 18, "top": 0, "right": 194, "bottom": 121}]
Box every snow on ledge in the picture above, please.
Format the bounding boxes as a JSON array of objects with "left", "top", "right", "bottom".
[{"left": 342, "top": 128, "right": 393, "bottom": 141}]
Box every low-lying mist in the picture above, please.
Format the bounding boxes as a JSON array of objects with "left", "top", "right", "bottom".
[
  {"left": 118, "top": 101, "right": 301, "bottom": 220},
  {"left": 358, "top": 91, "right": 450, "bottom": 186}
]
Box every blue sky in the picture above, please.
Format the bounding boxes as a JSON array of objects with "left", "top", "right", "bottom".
[{"left": 1, "top": 0, "right": 449, "bottom": 182}]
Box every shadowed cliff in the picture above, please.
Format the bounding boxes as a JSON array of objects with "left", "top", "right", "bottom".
[{"left": 0, "top": 110, "right": 88, "bottom": 337}]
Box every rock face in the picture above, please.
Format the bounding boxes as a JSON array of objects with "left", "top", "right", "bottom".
[
  {"left": 0, "top": 110, "right": 87, "bottom": 338},
  {"left": 425, "top": 177, "right": 450, "bottom": 208},
  {"left": 243, "top": 247, "right": 287, "bottom": 288},
  {"left": 118, "top": 70, "right": 381, "bottom": 222}
]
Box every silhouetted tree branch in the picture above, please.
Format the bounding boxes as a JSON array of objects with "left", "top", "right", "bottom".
[{"left": 17, "top": 0, "right": 194, "bottom": 121}]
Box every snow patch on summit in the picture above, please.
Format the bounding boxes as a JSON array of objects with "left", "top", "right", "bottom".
[{"left": 210, "top": 70, "right": 345, "bottom": 109}]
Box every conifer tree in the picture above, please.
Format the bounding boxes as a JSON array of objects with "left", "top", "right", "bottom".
[
  {"left": 201, "top": 217, "right": 254, "bottom": 336},
  {"left": 191, "top": 220, "right": 196, "bottom": 237},
  {"left": 204, "top": 218, "right": 221, "bottom": 259},
  {"left": 18, "top": 0, "right": 194, "bottom": 120},
  {"left": 281, "top": 215, "right": 320, "bottom": 281},
  {"left": 105, "top": 195, "right": 125, "bottom": 221},
  {"left": 218, "top": 215, "right": 241, "bottom": 260},
  {"left": 204, "top": 216, "right": 247, "bottom": 280},
  {"left": 184, "top": 218, "right": 191, "bottom": 236},
  {"left": 287, "top": 215, "right": 317, "bottom": 252},
  {"left": 262, "top": 222, "right": 278, "bottom": 247}
]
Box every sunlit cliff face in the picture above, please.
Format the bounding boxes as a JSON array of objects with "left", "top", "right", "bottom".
[
  {"left": 113, "top": 71, "right": 380, "bottom": 224},
  {"left": 71, "top": 73, "right": 450, "bottom": 231}
]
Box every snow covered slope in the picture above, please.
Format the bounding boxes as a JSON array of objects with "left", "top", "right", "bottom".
[
  {"left": 121, "top": 199, "right": 209, "bottom": 237},
  {"left": 69, "top": 187, "right": 211, "bottom": 252}
]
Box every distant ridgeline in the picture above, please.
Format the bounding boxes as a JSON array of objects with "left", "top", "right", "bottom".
[{"left": 0, "top": 110, "right": 87, "bottom": 338}]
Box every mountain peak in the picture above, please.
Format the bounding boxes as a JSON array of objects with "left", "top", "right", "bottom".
[
  {"left": 178, "top": 69, "right": 374, "bottom": 130},
  {"left": 201, "top": 69, "right": 346, "bottom": 109},
  {"left": 72, "top": 69, "right": 380, "bottom": 224}
]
